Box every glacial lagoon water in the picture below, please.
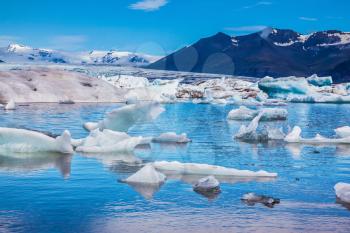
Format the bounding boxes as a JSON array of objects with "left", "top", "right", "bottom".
[{"left": 0, "top": 103, "right": 350, "bottom": 233}]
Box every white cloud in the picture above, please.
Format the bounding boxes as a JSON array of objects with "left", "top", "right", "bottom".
[
  {"left": 243, "top": 1, "right": 272, "bottom": 9},
  {"left": 129, "top": 0, "right": 168, "bottom": 11},
  {"left": 50, "top": 35, "right": 87, "bottom": 50},
  {"left": 299, "top": 17, "right": 318, "bottom": 21},
  {"left": 0, "top": 35, "right": 21, "bottom": 47},
  {"left": 225, "top": 25, "right": 268, "bottom": 32}
]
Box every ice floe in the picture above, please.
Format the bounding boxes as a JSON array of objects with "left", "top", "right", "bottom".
[
  {"left": 307, "top": 74, "right": 333, "bottom": 87},
  {"left": 75, "top": 129, "right": 146, "bottom": 153},
  {"left": 83, "top": 102, "right": 165, "bottom": 132},
  {"left": 0, "top": 127, "right": 73, "bottom": 154},
  {"left": 335, "top": 126, "right": 350, "bottom": 138},
  {"left": 334, "top": 182, "right": 350, "bottom": 203},
  {"left": 152, "top": 161, "right": 277, "bottom": 177},
  {"left": 152, "top": 132, "right": 191, "bottom": 143},
  {"left": 227, "top": 106, "right": 287, "bottom": 121}
]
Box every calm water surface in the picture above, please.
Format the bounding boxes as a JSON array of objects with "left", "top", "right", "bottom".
[{"left": 0, "top": 103, "right": 349, "bottom": 233}]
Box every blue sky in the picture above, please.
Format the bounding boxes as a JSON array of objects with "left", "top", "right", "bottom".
[{"left": 0, "top": 0, "right": 349, "bottom": 55}]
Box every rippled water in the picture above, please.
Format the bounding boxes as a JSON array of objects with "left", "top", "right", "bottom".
[{"left": 0, "top": 103, "right": 349, "bottom": 233}]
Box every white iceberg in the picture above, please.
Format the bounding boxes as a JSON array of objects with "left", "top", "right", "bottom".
[
  {"left": 5, "top": 100, "right": 16, "bottom": 110},
  {"left": 83, "top": 102, "right": 165, "bottom": 132},
  {"left": 335, "top": 126, "right": 350, "bottom": 138},
  {"left": 75, "top": 129, "right": 145, "bottom": 153},
  {"left": 334, "top": 182, "right": 350, "bottom": 203},
  {"left": 124, "top": 164, "right": 166, "bottom": 184},
  {"left": 153, "top": 161, "right": 277, "bottom": 177},
  {"left": 234, "top": 112, "right": 268, "bottom": 142},
  {"left": 0, "top": 127, "right": 73, "bottom": 154},
  {"left": 227, "top": 106, "right": 287, "bottom": 121},
  {"left": 152, "top": 132, "right": 191, "bottom": 143},
  {"left": 285, "top": 126, "right": 350, "bottom": 144}
]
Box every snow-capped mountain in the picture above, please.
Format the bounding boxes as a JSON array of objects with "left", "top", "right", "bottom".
[
  {"left": 0, "top": 44, "right": 160, "bottom": 67},
  {"left": 148, "top": 28, "right": 350, "bottom": 82}
]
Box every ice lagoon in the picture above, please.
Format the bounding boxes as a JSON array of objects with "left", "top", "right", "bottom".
[{"left": 0, "top": 102, "right": 350, "bottom": 233}]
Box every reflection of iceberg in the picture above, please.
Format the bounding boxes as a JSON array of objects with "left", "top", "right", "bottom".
[
  {"left": 285, "top": 126, "right": 350, "bottom": 144},
  {"left": 79, "top": 152, "right": 142, "bottom": 166},
  {"left": 0, "top": 127, "right": 73, "bottom": 154},
  {"left": 75, "top": 129, "right": 145, "bottom": 153},
  {"left": 83, "top": 102, "right": 165, "bottom": 132},
  {"left": 152, "top": 132, "right": 191, "bottom": 143},
  {"left": 153, "top": 161, "right": 277, "bottom": 177},
  {"left": 227, "top": 106, "right": 287, "bottom": 121},
  {"left": 0, "top": 152, "right": 72, "bottom": 178}
]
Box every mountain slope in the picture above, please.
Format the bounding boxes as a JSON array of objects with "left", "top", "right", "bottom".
[
  {"left": 0, "top": 44, "right": 160, "bottom": 67},
  {"left": 148, "top": 28, "right": 350, "bottom": 82}
]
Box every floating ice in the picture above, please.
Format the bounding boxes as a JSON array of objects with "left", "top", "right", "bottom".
[
  {"left": 0, "top": 127, "right": 73, "bottom": 154},
  {"left": 234, "top": 112, "right": 268, "bottom": 142},
  {"left": 258, "top": 76, "right": 311, "bottom": 97},
  {"left": 5, "top": 100, "right": 16, "bottom": 110},
  {"left": 152, "top": 132, "right": 191, "bottom": 143},
  {"left": 285, "top": 126, "right": 350, "bottom": 144},
  {"left": 307, "top": 74, "right": 333, "bottom": 87},
  {"left": 335, "top": 126, "right": 350, "bottom": 138},
  {"left": 83, "top": 102, "right": 165, "bottom": 132},
  {"left": 75, "top": 129, "right": 145, "bottom": 153},
  {"left": 124, "top": 164, "right": 166, "bottom": 184},
  {"left": 334, "top": 182, "right": 350, "bottom": 203},
  {"left": 227, "top": 106, "right": 287, "bottom": 121},
  {"left": 153, "top": 161, "right": 277, "bottom": 177},
  {"left": 241, "top": 192, "right": 280, "bottom": 208}
]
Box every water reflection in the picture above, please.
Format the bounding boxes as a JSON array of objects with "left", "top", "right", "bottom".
[{"left": 0, "top": 152, "right": 72, "bottom": 178}]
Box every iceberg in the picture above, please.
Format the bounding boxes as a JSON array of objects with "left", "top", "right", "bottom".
[
  {"left": 307, "top": 74, "right": 333, "bottom": 87},
  {"left": 234, "top": 112, "right": 268, "bottom": 142},
  {"left": 0, "top": 127, "right": 73, "bottom": 154},
  {"left": 193, "top": 176, "right": 221, "bottom": 199},
  {"left": 153, "top": 161, "right": 277, "bottom": 177},
  {"left": 124, "top": 164, "right": 166, "bottom": 184},
  {"left": 334, "top": 182, "right": 350, "bottom": 203},
  {"left": 75, "top": 129, "right": 145, "bottom": 153},
  {"left": 285, "top": 126, "right": 350, "bottom": 144},
  {"left": 241, "top": 192, "right": 280, "bottom": 208},
  {"left": 258, "top": 76, "right": 311, "bottom": 97},
  {"left": 334, "top": 126, "right": 350, "bottom": 138},
  {"left": 152, "top": 132, "right": 191, "bottom": 143},
  {"left": 5, "top": 100, "right": 16, "bottom": 110},
  {"left": 227, "top": 106, "right": 287, "bottom": 121},
  {"left": 83, "top": 102, "right": 165, "bottom": 132}
]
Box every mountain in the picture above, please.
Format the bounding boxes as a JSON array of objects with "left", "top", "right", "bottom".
[
  {"left": 0, "top": 44, "right": 160, "bottom": 67},
  {"left": 148, "top": 28, "right": 350, "bottom": 82}
]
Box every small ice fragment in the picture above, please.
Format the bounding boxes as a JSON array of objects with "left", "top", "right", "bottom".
[
  {"left": 5, "top": 100, "right": 16, "bottom": 110},
  {"left": 334, "top": 182, "right": 350, "bottom": 203},
  {"left": 241, "top": 192, "right": 280, "bottom": 208},
  {"left": 335, "top": 126, "right": 350, "bottom": 138}
]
